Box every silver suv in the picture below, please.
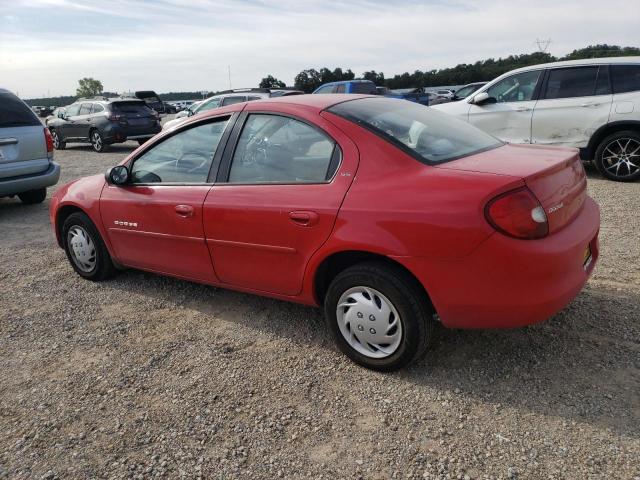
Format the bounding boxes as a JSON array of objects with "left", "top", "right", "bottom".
[{"left": 0, "top": 88, "right": 60, "bottom": 203}]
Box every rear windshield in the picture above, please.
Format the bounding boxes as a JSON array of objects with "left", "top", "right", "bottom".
[
  {"left": 0, "top": 92, "right": 41, "bottom": 128},
  {"left": 111, "top": 101, "right": 154, "bottom": 116},
  {"left": 328, "top": 98, "right": 503, "bottom": 164}
]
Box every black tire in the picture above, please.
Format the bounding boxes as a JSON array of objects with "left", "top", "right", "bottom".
[
  {"left": 18, "top": 188, "right": 46, "bottom": 204},
  {"left": 50, "top": 128, "right": 65, "bottom": 150},
  {"left": 90, "top": 129, "right": 107, "bottom": 153},
  {"left": 62, "top": 212, "right": 116, "bottom": 281},
  {"left": 594, "top": 130, "right": 640, "bottom": 182},
  {"left": 137, "top": 138, "right": 148, "bottom": 146},
  {"left": 324, "top": 261, "right": 434, "bottom": 371}
]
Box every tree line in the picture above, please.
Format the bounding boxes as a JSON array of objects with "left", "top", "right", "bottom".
[{"left": 23, "top": 44, "right": 640, "bottom": 106}]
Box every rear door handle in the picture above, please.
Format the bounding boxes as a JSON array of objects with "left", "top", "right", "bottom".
[
  {"left": 289, "top": 210, "right": 319, "bottom": 227},
  {"left": 174, "top": 204, "right": 194, "bottom": 217},
  {"left": 581, "top": 102, "right": 600, "bottom": 108},
  {"left": 0, "top": 137, "right": 18, "bottom": 146}
]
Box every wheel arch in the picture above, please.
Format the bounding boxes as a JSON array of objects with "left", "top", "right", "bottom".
[
  {"left": 312, "top": 250, "right": 435, "bottom": 310},
  {"left": 583, "top": 121, "right": 640, "bottom": 160},
  {"left": 55, "top": 204, "right": 85, "bottom": 247}
]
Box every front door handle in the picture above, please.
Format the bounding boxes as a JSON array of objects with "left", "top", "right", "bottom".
[
  {"left": 174, "top": 204, "right": 194, "bottom": 217},
  {"left": 289, "top": 210, "right": 319, "bottom": 227},
  {"left": 581, "top": 102, "right": 600, "bottom": 108},
  {"left": 515, "top": 106, "right": 531, "bottom": 112}
]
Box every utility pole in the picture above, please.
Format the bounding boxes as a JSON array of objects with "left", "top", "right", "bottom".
[{"left": 228, "top": 65, "right": 232, "bottom": 90}]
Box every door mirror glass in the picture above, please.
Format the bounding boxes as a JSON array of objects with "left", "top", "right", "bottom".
[
  {"left": 471, "top": 92, "right": 493, "bottom": 105},
  {"left": 106, "top": 165, "right": 130, "bottom": 185}
]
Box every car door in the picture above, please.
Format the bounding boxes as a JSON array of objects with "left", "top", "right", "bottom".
[
  {"left": 58, "top": 103, "right": 81, "bottom": 140},
  {"left": 531, "top": 65, "right": 613, "bottom": 148},
  {"left": 468, "top": 69, "right": 542, "bottom": 144},
  {"left": 202, "top": 105, "right": 358, "bottom": 296},
  {"left": 74, "top": 103, "right": 94, "bottom": 140},
  {"left": 100, "top": 114, "right": 235, "bottom": 282}
]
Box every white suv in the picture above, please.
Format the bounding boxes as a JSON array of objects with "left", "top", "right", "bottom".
[{"left": 432, "top": 57, "right": 640, "bottom": 182}]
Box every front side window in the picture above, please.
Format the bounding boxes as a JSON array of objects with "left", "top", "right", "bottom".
[
  {"left": 79, "top": 103, "right": 92, "bottom": 115},
  {"left": 130, "top": 119, "right": 228, "bottom": 184},
  {"left": 315, "top": 85, "right": 334, "bottom": 94},
  {"left": 228, "top": 114, "right": 338, "bottom": 183},
  {"left": 544, "top": 67, "right": 599, "bottom": 99},
  {"left": 195, "top": 97, "right": 221, "bottom": 113},
  {"left": 329, "top": 97, "right": 502, "bottom": 164},
  {"left": 66, "top": 104, "right": 81, "bottom": 116},
  {"left": 335, "top": 84, "right": 346, "bottom": 93},
  {"left": 611, "top": 65, "right": 640, "bottom": 94},
  {"left": 486, "top": 70, "right": 541, "bottom": 103}
]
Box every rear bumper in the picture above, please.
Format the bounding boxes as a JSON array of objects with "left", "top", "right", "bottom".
[
  {"left": 0, "top": 161, "right": 60, "bottom": 196},
  {"left": 102, "top": 123, "right": 162, "bottom": 144},
  {"left": 396, "top": 197, "right": 600, "bottom": 329}
]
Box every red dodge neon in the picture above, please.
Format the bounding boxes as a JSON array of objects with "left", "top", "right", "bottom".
[{"left": 50, "top": 95, "right": 600, "bottom": 370}]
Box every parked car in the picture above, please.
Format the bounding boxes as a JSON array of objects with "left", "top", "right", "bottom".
[
  {"left": 269, "top": 88, "right": 305, "bottom": 97},
  {"left": 50, "top": 95, "right": 599, "bottom": 371},
  {"left": 163, "top": 102, "right": 177, "bottom": 114},
  {"left": 0, "top": 88, "right": 60, "bottom": 204},
  {"left": 46, "top": 97, "right": 162, "bottom": 152},
  {"left": 31, "top": 105, "right": 53, "bottom": 117},
  {"left": 432, "top": 57, "right": 640, "bottom": 181},
  {"left": 163, "top": 89, "right": 270, "bottom": 130},
  {"left": 450, "top": 82, "right": 487, "bottom": 101},
  {"left": 121, "top": 90, "right": 166, "bottom": 116},
  {"left": 315, "top": 81, "right": 429, "bottom": 105}
]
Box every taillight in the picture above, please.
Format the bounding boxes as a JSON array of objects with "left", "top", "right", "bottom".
[
  {"left": 108, "top": 113, "right": 124, "bottom": 121},
  {"left": 44, "top": 128, "right": 54, "bottom": 153},
  {"left": 485, "top": 187, "right": 548, "bottom": 239}
]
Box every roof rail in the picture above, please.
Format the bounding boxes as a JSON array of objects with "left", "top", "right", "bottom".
[
  {"left": 216, "top": 88, "right": 271, "bottom": 95},
  {"left": 77, "top": 95, "right": 112, "bottom": 102}
]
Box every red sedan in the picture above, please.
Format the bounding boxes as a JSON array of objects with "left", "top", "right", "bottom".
[{"left": 50, "top": 95, "right": 600, "bottom": 371}]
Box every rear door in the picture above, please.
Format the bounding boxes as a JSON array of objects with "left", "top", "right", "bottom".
[
  {"left": 100, "top": 115, "right": 234, "bottom": 281},
  {"left": 202, "top": 104, "right": 358, "bottom": 296},
  {"left": 0, "top": 91, "right": 49, "bottom": 179},
  {"left": 531, "top": 65, "right": 613, "bottom": 148},
  {"left": 468, "top": 69, "right": 542, "bottom": 144}
]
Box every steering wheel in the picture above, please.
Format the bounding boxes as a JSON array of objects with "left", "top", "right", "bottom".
[{"left": 175, "top": 151, "right": 211, "bottom": 174}]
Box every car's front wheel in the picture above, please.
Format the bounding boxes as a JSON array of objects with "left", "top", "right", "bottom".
[
  {"left": 324, "top": 262, "right": 434, "bottom": 371},
  {"left": 594, "top": 130, "right": 640, "bottom": 182},
  {"left": 90, "top": 130, "right": 107, "bottom": 153},
  {"left": 62, "top": 212, "right": 116, "bottom": 281}
]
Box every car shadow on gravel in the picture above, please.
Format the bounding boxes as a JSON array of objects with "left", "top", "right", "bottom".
[
  {"left": 61, "top": 143, "right": 140, "bottom": 153},
  {"left": 104, "top": 270, "right": 639, "bottom": 439}
]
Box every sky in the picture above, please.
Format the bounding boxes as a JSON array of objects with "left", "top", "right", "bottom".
[{"left": 1, "top": 0, "right": 638, "bottom": 99}]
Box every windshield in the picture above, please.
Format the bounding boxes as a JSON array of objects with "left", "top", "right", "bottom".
[
  {"left": 328, "top": 98, "right": 502, "bottom": 164},
  {"left": 454, "top": 85, "right": 480, "bottom": 98}
]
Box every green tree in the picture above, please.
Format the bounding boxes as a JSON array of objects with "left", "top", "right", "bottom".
[
  {"left": 563, "top": 44, "right": 640, "bottom": 60},
  {"left": 294, "top": 69, "right": 322, "bottom": 93},
  {"left": 76, "top": 77, "right": 104, "bottom": 98},
  {"left": 362, "top": 70, "right": 385, "bottom": 84},
  {"left": 259, "top": 75, "right": 286, "bottom": 89}
]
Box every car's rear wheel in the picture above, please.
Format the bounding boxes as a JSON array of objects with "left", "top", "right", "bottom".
[
  {"left": 18, "top": 188, "right": 47, "bottom": 204},
  {"left": 594, "top": 130, "right": 640, "bottom": 182},
  {"left": 324, "top": 262, "right": 434, "bottom": 371},
  {"left": 50, "top": 128, "right": 65, "bottom": 150},
  {"left": 62, "top": 212, "right": 116, "bottom": 281},
  {"left": 90, "top": 130, "right": 107, "bottom": 153}
]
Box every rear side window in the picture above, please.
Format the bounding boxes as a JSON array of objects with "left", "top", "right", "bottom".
[
  {"left": 352, "top": 83, "right": 377, "bottom": 94},
  {"left": 329, "top": 97, "right": 502, "bottom": 164},
  {"left": 228, "top": 114, "right": 338, "bottom": 184},
  {"left": 611, "top": 65, "right": 640, "bottom": 94},
  {"left": 0, "top": 92, "right": 40, "bottom": 127},
  {"left": 79, "top": 103, "right": 92, "bottom": 115},
  {"left": 544, "top": 67, "right": 599, "bottom": 99},
  {"left": 92, "top": 104, "right": 105, "bottom": 113}
]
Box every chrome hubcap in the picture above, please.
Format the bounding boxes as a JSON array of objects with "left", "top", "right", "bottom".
[
  {"left": 336, "top": 286, "right": 402, "bottom": 359},
  {"left": 67, "top": 226, "right": 96, "bottom": 272},
  {"left": 602, "top": 138, "right": 640, "bottom": 178},
  {"left": 92, "top": 132, "right": 102, "bottom": 150},
  {"left": 51, "top": 130, "right": 59, "bottom": 148}
]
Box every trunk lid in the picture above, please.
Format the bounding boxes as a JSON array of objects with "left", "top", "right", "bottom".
[{"left": 436, "top": 144, "right": 587, "bottom": 233}]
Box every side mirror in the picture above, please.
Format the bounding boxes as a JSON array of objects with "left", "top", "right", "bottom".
[
  {"left": 105, "top": 165, "right": 130, "bottom": 186},
  {"left": 470, "top": 92, "right": 495, "bottom": 105}
]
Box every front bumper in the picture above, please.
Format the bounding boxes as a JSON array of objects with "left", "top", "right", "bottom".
[
  {"left": 0, "top": 161, "right": 61, "bottom": 196},
  {"left": 396, "top": 197, "right": 600, "bottom": 329}
]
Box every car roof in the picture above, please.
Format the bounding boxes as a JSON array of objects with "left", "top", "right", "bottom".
[
  {"left": 319, "top": 80, "right": 374, "bottom": 87},
  {"left": 506, "top": 56, "right": 640, "bottom": 75},
  {"left": 255, "top": 93, "right": 372, "bottom": 110}
]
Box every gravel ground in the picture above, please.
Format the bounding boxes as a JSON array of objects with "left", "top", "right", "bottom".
[{"left": 1, "top": 137, "right": 639, "bottom": 480}]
